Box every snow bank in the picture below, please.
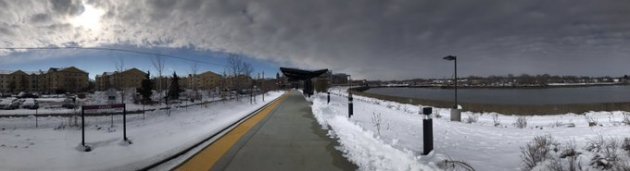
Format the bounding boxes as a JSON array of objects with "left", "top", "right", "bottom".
[
  {"left": 310, "top": 92, "right": 435, "bottom": 171},
  {"left": 327, "top": 115, "right": 433, "bottom": 171},
  {"left": 314, "top": 87, "right": 630, "bottom": 170}
]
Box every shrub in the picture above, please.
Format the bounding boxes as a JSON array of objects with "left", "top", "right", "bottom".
[
  {"left": 559, "top": 140, "right": 581, "bottom": 171},
  {"left": 492, "top": 114, "right": 500, "bottom": 127},
  {"left": 465, "top": 114, "right": 478, "bottom": 124},
  {"left": 521, "top": 136, "right": 630, "bottom": 171},
  {"left": 434, "top": 112, "right": 442, "bottom": 118},
  {"left": 586, "top": 136, "right": 622, "bottom": 170},
  {"left": 437, "top": 160, "right": 475, "bottom": 171},
  {"left": 623, "top": 113, "right": 630, "bottom": 126},
  {"left": 521, "top": 135, "right": 558, "bottom": 170},
  {"left": 623, "top": 138, "right": 630, "bottom": 155},
  {"left": 371, "top": 112, "right": 383, "bottom": 136},
  {"left": 515, "top": 116, "right": 528, "bottom": 129},
  {"left": 585, "top": 115, "right": 598, "bottom": 127}
]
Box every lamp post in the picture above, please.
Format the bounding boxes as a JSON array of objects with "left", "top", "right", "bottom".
[{"left": 443, "top": 55, "right": 460, "bottom": 121}]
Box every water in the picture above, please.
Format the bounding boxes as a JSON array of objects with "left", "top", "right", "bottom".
[{"left": 364, "top": 86, "right": 630, "bottom": 105}]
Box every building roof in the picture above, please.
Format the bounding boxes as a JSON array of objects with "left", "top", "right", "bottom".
[
  {"left": 198, "top": 71, "right": 222, "bottom": 77},
  {"left": 58, "top": 66, "right": 88, "bottom": 74},
  {"left": 122, "top": 68, "right": 146, "bottom": 75},
  {"left": 0, "top": 70, "right": 41, "bottom": 75},
  {"left": 98, "top": 68, "right": 146, "bottom": 77},
  {"left": 280, "top": 67, "right": 328, "bottom": 81}
]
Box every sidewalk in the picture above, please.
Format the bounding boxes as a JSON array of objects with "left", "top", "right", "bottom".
[{"left": 177, "top": 91, "right": 356, "bottom": 171}]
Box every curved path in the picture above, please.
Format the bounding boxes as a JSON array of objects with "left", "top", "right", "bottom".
[{"left": 176, "top": 91, "right": 356, "bottom": 171}]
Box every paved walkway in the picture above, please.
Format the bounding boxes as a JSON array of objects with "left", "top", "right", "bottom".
[{"left": 177, "top": 91, "right": 356, "bottom": 171}]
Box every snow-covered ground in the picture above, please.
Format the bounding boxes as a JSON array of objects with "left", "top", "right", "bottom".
[
  {"left": 311, "top": 87, "right": 630, "bottom": 170},
  {"left": 0, "top": 90, "right": 226, "bottom": 116},
  {"left": 0, "top": 91, "right": 284, "bottom": 170}
]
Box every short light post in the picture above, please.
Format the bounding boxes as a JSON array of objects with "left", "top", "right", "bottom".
[
  {"left": 348, "top": 75, "right": 353, "bottom": 118},
  {"left": 421, "top": 107, "right": 433, "bottom": 155},
  {"left": 327, "top": 91, "right": 330, "bottom": 104},
  {"left": 443, "top": 55, "right": 460, "bottom": 122}
]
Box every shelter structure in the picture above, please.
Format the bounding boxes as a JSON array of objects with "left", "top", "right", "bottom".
[{"left": 279, "top": 67, "right": 328, "bottom": 96}]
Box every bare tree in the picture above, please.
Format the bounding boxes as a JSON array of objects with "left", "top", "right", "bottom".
[
  {"left": 226, "top": 55, "right": 254, "bottom": 101},
  {"left": 242, "top": 62, "right": 253, "bottom": 78},
  {"left": 191, "top": 62, "right": 198, "bottom": 100},
  {"left": 152, "top": 55, "right": 165, "bottom": 102},
  {"left": 227, "top": 55, "right": 242, "bottom": 101},
  {"left": 114, "top": 57, "right": 125, "bottom": 103}
]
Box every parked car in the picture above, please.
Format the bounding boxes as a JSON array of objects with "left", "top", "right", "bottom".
[
  {"left": 21, "top": 99, "right": 39, "bottom": 109},
  {"left": 17, "top": 92, "right": 39, "bottom": 98},
  {"left": 61, "top": 98, "right": 76, "bottom": 109},
  {"left": 0, "top": 98, "right": 21, "bottom": 110}
]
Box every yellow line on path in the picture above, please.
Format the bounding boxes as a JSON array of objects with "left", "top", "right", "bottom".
[{"left": 176, "top": 94, "right": 288, "bottom": 171}]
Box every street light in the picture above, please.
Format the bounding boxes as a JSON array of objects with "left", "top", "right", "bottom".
[
  {"left": 443, "top": 55, "right": 457, "bottom": 108},
  {"left": 443, "top": 55, "right": 460, "bottom": 121}
]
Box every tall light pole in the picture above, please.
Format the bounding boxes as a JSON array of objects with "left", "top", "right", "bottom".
[
  {"left": 443, "top": 55, "right": 460, "bottom": 121},
  {"left": 443, "top": 55, "right": 457, "bottom": 108}
]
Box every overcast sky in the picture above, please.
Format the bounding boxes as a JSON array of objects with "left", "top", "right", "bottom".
[{"left": 1, "top": 0, "right": 629, "bottom": 80}]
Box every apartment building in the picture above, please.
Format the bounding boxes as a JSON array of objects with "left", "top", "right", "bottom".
[
  {"left": 95, "top": 68, "right": 147, "bottom": 91},
  {"left": 185, "top": 71, "right": 223, "bottom": 90},
  {"left": 0, "top": 67, "right": 89, "bottom": 94}
]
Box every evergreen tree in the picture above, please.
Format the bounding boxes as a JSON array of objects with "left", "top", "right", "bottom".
[
  {"left": 137, "top": 71, "right": 153, "bottom": 104},
  {"left": 168, "top": 72, "right": 182, "bottom": 100}
]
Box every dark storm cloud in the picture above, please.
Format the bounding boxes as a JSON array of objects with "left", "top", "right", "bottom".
[
  {"left": 30, "top": 13, "right": 52, "bottom": 23},
  {"left": 50, "top": 0, "right": 84, "bottom": 16},
  {"left": 1, "top": 0, "right": 630, "bottom": 79}
]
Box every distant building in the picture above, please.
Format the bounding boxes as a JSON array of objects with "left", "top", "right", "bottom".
[
  {"left": 45, "top": 67, "right": 89, "bottom": 93},
  {"left": 331, "top": 73, "right": 349, "bottom": 85},
  {"left": 0, "top": 66, "right": 88, "bottom": 94},
  {"left": 184, "top": 71, "right": 223, "bottom": 90},
  {"left": 95, "top": 68, "right": 147, "bottom": 91},
  {"left": 0, "top": 70, "right": 42, "bottom": 93}
]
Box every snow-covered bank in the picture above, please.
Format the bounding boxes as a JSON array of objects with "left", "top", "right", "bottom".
[
  {"left": 0, "top": 91, "right": 284, "bottom": 171},
  {"left": 311, "top": 87, "right": 630, "bottom": 170},
  {"left": 310, "top": 94, "right": 436, "bottom": 170}
]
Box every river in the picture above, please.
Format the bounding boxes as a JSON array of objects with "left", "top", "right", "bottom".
[{"left": 364, "top": 86, "right": 630, "bottom": 105}]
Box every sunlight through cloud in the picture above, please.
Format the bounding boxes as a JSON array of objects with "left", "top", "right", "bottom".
[{"left": 69, "top": 2, "right": 105, "bottom": 33}]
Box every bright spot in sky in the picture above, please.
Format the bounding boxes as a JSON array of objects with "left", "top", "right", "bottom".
[{"left": 69, "top": 3, "right": 105, "bottom": 32}]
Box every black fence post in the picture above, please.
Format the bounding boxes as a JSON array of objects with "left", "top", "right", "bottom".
[
  {"left": 35, "top": 108, "right": 38, "bottom": 128},
  {"left": 82, "top": 108, "right": 85, "bottom": 147},
  {"left": 422, "top": 107, "right": 433, "bottom": 155},
  {"left": 81, "top": 107, "right": 91, "bottom": 152},
  {"left": 123, "top": 104, "right": 127, "bottom": 141},
  {"left": 123, "top": 104, "right": 131, "bottom": 144}
]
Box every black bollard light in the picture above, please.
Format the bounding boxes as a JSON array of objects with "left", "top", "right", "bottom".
[
  {"left": 348, "top": 93, "right": 353, "bottom": 118},
  {"left": 422, "top": 107, "right": 433, "bottom": 155},
  {"left": 327, "top": 92, "right": 330, "bottom": 104}
]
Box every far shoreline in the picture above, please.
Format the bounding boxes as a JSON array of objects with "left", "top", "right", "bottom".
[
  {"left": 368, "top": 82, "right": 628, "bottom": 90},
  {"left": 350, "top": 86, "right": 630, "bottom": 115}
]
